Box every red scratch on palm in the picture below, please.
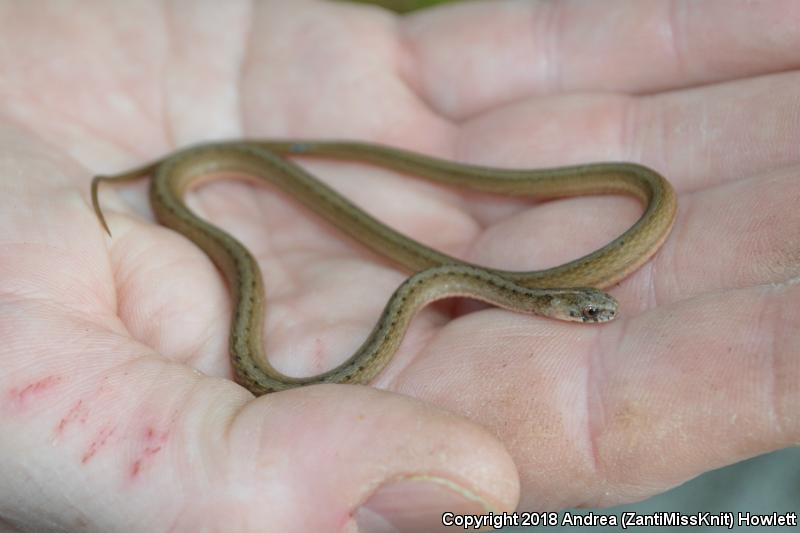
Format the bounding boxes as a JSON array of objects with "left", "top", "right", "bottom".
[
  {"left": 7, "top": 376, "right": 63, "bottom": 411},
  {"left": 129, "top": 427, "right": 169, "bottom": 480},
  {"left": 55, "top": 399, "right": 89, "bottom": 437},
  {"left": 81, "top": 426, "right": 116, "bottom": 464}
]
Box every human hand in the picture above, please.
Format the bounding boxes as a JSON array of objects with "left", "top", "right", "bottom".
[{"left": 1, "top": 1, "right": 797, "bottom": 531}]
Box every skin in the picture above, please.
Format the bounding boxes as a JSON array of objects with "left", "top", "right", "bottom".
[
  {"left": 0, "top": 1, "right": 799, "bottom": 531},
  {"left": 92, "top": 141, "right": 674, "bottom": 393}
]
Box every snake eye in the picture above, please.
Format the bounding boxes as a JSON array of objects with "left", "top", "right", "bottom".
[{"left": 581, "top": 305, "right": 599, "bottom": 321}]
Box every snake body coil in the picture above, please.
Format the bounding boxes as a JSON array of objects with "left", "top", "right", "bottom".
[{"left": 91, "top": 141, "right": 676, "bottom": 394}]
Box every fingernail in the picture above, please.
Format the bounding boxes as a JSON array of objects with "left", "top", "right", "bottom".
[{"left": 355, "top": 476, "right": 494, "bottom": 533}]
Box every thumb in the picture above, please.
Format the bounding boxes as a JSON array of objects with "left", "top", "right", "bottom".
[
  {"left": 209, "top": 384, "right": 519, "bottom": 532},
  {"left": 2, "top": 361, "right": 518, "bottom": 532}
]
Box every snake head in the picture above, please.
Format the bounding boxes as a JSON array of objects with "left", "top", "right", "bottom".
[{"left": 549, "top": 289, "right": 618, "bottom": 323}]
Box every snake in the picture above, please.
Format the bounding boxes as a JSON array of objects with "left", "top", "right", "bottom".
[{"left": 91, "top": 140, "right": 677, "bottom": 394}]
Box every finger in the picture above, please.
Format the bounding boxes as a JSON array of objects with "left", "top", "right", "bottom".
[
  {"left": 400, "top": 0, "right": 800, "bottom": 118},
  {"left": 456, "top": 71, "right": 800, "bottom": 194},
  {"left": 589, "top": 282, "right": 799, "bottom": 507},
  {"left": 640, "top": 165, "right": 800, "bottom": 305},
  {"left": 227, "top": 385, "right": 518, "bottom": 532},
  {"left": 400, "top": 281, "right": 799, "bottom": 509}
]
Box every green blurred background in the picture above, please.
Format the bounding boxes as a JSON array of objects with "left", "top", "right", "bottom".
[{"left": 346, "top": 0, "right": 462, "bottom": 13}]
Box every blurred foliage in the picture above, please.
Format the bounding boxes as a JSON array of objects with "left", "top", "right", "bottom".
[{"left": 343, "top": 0, "right": 465, "bottom": 14}]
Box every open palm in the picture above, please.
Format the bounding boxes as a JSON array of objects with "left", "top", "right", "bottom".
[{"left": 1, "top": 1, "right": 798, "bottom": 531}]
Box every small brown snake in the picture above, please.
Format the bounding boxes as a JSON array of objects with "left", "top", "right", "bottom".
[{"left": 91, "top": 141, "right": 677, "bottom": 394}]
